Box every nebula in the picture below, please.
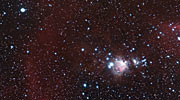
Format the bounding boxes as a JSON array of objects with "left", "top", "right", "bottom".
[{"left": 1, "top": 0, "right": 180, "bottom": 100}]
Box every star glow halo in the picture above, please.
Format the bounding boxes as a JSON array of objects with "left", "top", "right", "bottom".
[{"left": 112, "top": 58, "right": 129, "bottom": 76}]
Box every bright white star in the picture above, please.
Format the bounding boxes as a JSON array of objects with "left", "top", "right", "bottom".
[{"left": 20, "top": 8, "right": 26, "bottom": 13}]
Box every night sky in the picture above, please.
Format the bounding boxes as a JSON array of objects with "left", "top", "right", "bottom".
[{"left": 1, "top": 0, "right": 180, "bottom": 100}]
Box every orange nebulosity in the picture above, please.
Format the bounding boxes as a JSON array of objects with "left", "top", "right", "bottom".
[
  {"left": 155, "top": 22, "right": 180, "bottom": 55},
  {"left": 23, "top": 2, "right": 82, "bottom": 99},
  {"left": 24, "top": 19, "right": 61, "bottom": 99}
]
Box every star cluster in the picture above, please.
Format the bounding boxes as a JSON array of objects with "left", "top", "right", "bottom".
[{"left": 1, "top": 0, "right": 180, "bottom": 100}]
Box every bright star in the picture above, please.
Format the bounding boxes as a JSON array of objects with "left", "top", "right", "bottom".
[
  {"left": 177, "top": 36, "right": 180, "bottom": 41},
  {"left": 20, "top": 8, "right": 26, "bottom": 13},
  {"left": 107, "top": 62, "right": 114, "bottom": 69}
]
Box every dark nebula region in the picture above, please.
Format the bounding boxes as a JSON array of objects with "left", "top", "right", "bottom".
[{"left": 1, "top": 0, "right": 180, "bottom": 100}]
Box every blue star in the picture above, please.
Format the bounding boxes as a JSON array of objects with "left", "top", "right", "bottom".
[
  {"left": 26, "top": 50, "right": 30, "bottom": 54},
  {"left": 177, "top": 37, "right": 180, "bottom": 41},
  {"left": 81, "top": 48, "right": 85, "bottom": 52},
  {"left": 10, "top": 45, "right": 14, "bottom": 49},
  {"left": 83, "top": 83, "right": 87, "bottom": 88},
  {"left": 20, "top": 8, "right": 27, "bottom": 13},
  {"left": 107, "top": 62, "right": 114, "bottom": 69}
]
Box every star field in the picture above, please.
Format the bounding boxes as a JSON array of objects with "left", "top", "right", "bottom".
[{"left": 1, "top": 0, "right": 180, "bottom": 100}]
